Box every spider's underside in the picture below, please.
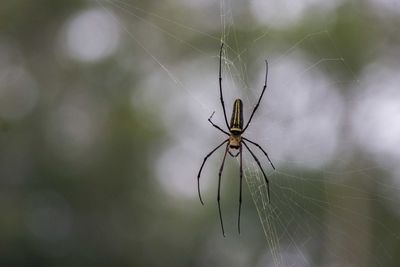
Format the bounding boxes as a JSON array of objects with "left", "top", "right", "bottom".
[{"left": 197, "top": 43, "right": 276, "bottom": 237}]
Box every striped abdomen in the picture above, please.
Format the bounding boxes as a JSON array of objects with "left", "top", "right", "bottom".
[{"left": 230, "top": 99, "right": 243, "bottom": 134}]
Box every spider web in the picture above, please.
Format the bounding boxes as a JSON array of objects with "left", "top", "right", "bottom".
[
  {"left": 219, "top": 3, "right": 400, "bottom": 266},
  {"left": 94, "top": 1, "right": 400, "bottom": 266}
]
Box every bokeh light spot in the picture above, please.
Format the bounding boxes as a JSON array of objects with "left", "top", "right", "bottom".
[{"left": 62, "top": 8, "right": 120, "bottom": 62}]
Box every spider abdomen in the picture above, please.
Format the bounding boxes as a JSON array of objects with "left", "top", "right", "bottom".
[{"left": 230, "top": 99, "right": 243, "bottom": 134}]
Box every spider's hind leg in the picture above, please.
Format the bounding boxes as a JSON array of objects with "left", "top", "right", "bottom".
[
  {"left": 217, "top": 143, "right": 230, "bottom": 237},
  {"left": 238, "top": 143, "right": 243, "bottom": 234},
  {"left": 197, "top": 139, "right": 229, "bottom": 205},
  {"left": 242, "top": 141, "right": 271, "bottom": 203}
]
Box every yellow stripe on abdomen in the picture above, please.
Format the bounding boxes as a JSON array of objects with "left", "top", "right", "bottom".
[{"left": 230, "top": 99, "right": 243, "bottom": 133}]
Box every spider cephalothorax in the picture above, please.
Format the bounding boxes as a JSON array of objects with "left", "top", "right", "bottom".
[
  {"left": 228, "top": 135, "right": 241, "bottom": 149},
  {"left": 197, "top": 43, "right": 276, "bottom": 237}
]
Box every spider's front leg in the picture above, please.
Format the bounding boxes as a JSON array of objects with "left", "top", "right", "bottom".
[
  {"left": 219, "top": 43, "right": 230, "bottom": 129},
  {"left": 242, "top": 60, "right": 269, "bottom": 133}
]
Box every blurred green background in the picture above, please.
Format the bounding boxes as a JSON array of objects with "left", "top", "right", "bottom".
[{"left": 1, "top": 0, "right": 400, "bottom": 266}]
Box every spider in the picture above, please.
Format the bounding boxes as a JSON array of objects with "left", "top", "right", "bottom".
[{"left": 197, "top": 43, "right": 275, "bottom": 237}]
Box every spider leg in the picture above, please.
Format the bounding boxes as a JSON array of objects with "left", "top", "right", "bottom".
[
  {"left": 242, "top": 60, "right": 269, "bottom": 133},
  {"left": 242, "top": 141, "right": 271, "bottom": 203},
  {"left": 242, "top": 137, "right": 275, "bottom": 170},
  {"left": 208, "top": 111, "right": 229, "bottom": 135},
  {"left": 238, "top": 143, "right": 243, "bottom": 234},
  {"left": 219, "top": 43, "right": 230, "bottom": 130},
  {"left": 228, "top": 150, "right": 240, "bottom": 157},
  {"left": 197, "top": 139, "right": 229, "bottom": 205},
  {"left": 217, "top": 143, "right": 230, "bottom": 237}
]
